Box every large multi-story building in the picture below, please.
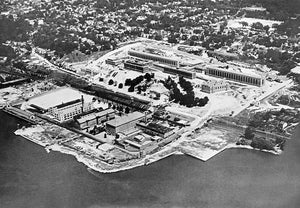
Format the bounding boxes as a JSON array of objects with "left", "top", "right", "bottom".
[
  {"left": 48, "top": 97, "right": 93, "bottom": 122},
  {"left": 28, "top": 87, "right": 94, "bottom": 122},
  {"left": 201, "top": 80, "right": 230, "bottom": 93},
  {"left": 106, "top": 111, "right": 146, "bottom": 136},
  {"left": 124, "top": 59, "right": 151, "bottom": 73},
  {"left": 128, "top": 50, "right": 179, "bottom": 67},
  {"left": 205, "top": 65, "right": 265, "bottom": 86},
  {"left": 159, "top": 64, "right": 196, "bottom": 79},
  {"left": 75, "top": 108, "right": 115, "bottom": 131}
]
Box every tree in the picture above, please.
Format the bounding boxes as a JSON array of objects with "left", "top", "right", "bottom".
[
  {"left": 118, "top": 83, "right": 123, "bottom": 88},
  {"left": 168, "top": 35, "right": 178, "bottom": 44},
  {"left": 251, "top": 137, "right": 274, "bottom": 151},
  {"left": 125, "top": 107, "right": 130, "bottom": 114},
  {"left": 144, "top": 73, "right": 152, "bottom": 82},
  {"left": 154, "top": 34, "right": 162, "bottom": 41},
  {"left": 245, "top": 126, "right": 255, "bottom": 140},
  {"left": 108, "top": 79, "right": 114, "bottom": 85},
  {"left": 263, "top": 25, "right": 270, "bottom": 33},
  {"left": 128, "top": 85, "right": 134, "bottom": 92},
  {"left": 137, "top": 86, "right": 142, "bottom": 94},
  {"left": 125, "top": 78, "right": 132, "bottom": 86},
  {"left": 251, "top": 22, "right": 264, "bottom": 30}
]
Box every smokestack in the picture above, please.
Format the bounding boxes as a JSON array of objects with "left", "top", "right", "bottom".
[{"left": 81, "top": 95, "right": 84, "bottom": 113}]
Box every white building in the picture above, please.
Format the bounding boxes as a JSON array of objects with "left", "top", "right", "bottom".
[
  {"left": 201, "top": 80, "right": 230, "bottom": 93},
  {"left": 49, "top": 98, "right": 93, "bottom": 122},
  {"left": 28, "top": 87, "right": 94, "bottom": 122}
]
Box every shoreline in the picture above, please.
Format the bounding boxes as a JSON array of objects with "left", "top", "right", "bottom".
[
  {"left": 14, "top": 130, "right": 282, "bottom": 173},
  {"left": 226, "top": 143, "right": 282, "bottom": 155}
]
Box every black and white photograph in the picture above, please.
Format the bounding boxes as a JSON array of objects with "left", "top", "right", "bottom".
[{"left": 0, "top": 0, "right": 300, "bottom": 207}]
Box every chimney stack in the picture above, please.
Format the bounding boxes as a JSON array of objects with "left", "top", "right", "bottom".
[{"left": 81, "top": 95, "right": 84, "bottom": 113}]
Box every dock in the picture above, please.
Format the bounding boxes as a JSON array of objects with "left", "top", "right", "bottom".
[{"left": 2, "top": 106, "right": 39, "bottom": 124}]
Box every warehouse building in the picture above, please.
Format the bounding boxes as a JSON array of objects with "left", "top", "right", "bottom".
[{"left": 106, "top": 111, "right": 146, "bottom": 136}]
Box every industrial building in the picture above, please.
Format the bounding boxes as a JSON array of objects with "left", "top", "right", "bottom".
[
  {"left": 123, "top": 134, "right": 159, "bottom": 156},
  {"left": 106, "top": 111, "right": 146, "bottom": 136},
  {"left": 28, "top": 87, "right": 94, "bottom": 122},
  {"left": 124, "top": 59, "right": 151, "bottom": 73},
  {"left": 48, "top": 97, "right": 93, "bottom": 122},
  {"left": 159, "top": 64, "right": 196, "bottom": 79},
  {"left": 205, "top": 65, "right": 265, "bottom": 86},
  {"left": 105, "top": 58, "right": 124, "bottom": 66},
  {"left": 201, "top": 80, "right": 230, "bottom": 93},
  {"left": 128, "top": 50, "right": 179, "bottom": 67},
  {"left": 137, "top": 122, "right": 175, "bottom": 138},
  {"left": 75, "top": 108, "right": 115, "bottom": 130}
]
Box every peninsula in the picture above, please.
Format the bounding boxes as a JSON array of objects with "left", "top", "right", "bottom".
[{"left": 0, "top": 0, "right": 299, "bottom": 173}]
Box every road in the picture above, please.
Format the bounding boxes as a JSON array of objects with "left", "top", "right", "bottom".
[
  {"left": 232, "top": 80, "right": 293, "bottom": 116},
  {"left": 213, "top": 118, "right": 289, "bottom": 140},
  {"left": 32, "top": 50, "right": 87, "bottom": 79}
]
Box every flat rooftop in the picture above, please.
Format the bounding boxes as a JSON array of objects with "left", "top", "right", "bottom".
[
  {"left": 140, "top": 122, "right": 174, "bottom": 134},
  {"left": 77, "top": 109, "right": 115, "bottom": 123},
  {"left": 28, "top": 87, "right": 94, "bottom": 110},
  {"left": 106, "top": 111, "right": 145, "bottom": 127},
  {"left": 206, "top": 64, "right": 263, "bottom": 79}
]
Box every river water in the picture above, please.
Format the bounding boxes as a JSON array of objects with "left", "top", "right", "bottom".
[{"left": 0, "top": 111, "right": 300, "bottom": 208}]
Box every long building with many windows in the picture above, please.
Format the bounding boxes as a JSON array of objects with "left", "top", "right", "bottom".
[
  {"left": 158, "top": 64, "right": 196, "bottom": 79},
  {"left": 128, "top": 50, "right": 179, "bottom": 67},
  {"left": 205, "top": 65, "right": 265, "bottom": 86}
]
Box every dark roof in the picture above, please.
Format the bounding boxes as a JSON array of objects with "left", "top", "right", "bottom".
[
  {"left": 56, "top": 99, "right": 82, "bottom": 109},
  {"left": 138, "top": 123, "right": 173, "bottom": 134},
  {"left": 30, "top": 104, "right": 47, "bottom": 111}
]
